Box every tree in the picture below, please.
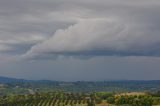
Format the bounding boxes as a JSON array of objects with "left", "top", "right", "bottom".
[{"left": 107, "top": 97, "right": 115, "bottom": 104}]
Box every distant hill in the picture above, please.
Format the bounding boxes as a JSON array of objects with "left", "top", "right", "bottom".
[
  {"left": 1, "top": 76, "right": 160, "bottom": 84},
  {"left": 0, "top": 76, "right": 28, "bottom": 83},
  {"left": 0, "top": 76, "right": 58, "bottom": 84},
  {"left": 1, "top": 76, "right": 160, "bottom": 94}
]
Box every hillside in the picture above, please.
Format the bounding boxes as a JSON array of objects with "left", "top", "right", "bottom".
[{"left": 0, "top": 76, "right": 160, "bottom": 95}]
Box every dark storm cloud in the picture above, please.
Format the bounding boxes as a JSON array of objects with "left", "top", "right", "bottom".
[
  {"left": 1, "top": 0, "right": 160, "bottom": 59},
  {"left": 22, "top": 0, "right": 160, "bottom": 59},
  {"left": 0, "top": 0, "right": 160, "bottom": 81},
  {"left": 0, "top": 0, "right": 74, "bottom": 55}
]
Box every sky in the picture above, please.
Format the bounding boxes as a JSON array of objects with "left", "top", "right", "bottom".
[{"left": 0, "top": 0, "right": 160, "bottom": 81}]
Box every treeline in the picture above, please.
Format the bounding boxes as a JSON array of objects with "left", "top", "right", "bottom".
[
  {"left": 106, "top": 91, "right": 160, "bottom": 106},
  {"left": 3, "top": 80, "right": 160, "bottom": 94},
  {"left": 107, "top": 95, "right": 153, "bottom": 106}
]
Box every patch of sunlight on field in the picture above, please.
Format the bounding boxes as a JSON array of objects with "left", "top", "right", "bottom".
[{"left": 116, "top": 92, "right": 145, "bottom": 96}]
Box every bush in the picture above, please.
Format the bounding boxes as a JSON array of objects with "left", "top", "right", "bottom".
[{"left": 107, "top": 97, "right": 115, "bottom": 104}]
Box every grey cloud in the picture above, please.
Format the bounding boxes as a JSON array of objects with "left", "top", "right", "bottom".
[
  {"left": 0, "top": 0, "right": 77, "bottom": 57},
  {"left": 0, "top": 0, "right": 160, "bottom": 81},
  {"left": 0, "top": 0, "right": 160, "bottom": 60},
  {"left": 0, "top": 44, "right": 12, "bottom": 52},
  {"left": 23, "top": 17, "right": 160, "bottom": 59}
]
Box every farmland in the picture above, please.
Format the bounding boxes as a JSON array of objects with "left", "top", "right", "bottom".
[
  {"left": 1, "top": 91, "right": 160, "bottom": 106},
  {"left": 1, "top": 77, "right": 160, "bottom": 106}
]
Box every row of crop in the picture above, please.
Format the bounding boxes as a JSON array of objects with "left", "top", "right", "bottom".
[{"left": 0, "top": 92, "right": 99, "bottom": 106}]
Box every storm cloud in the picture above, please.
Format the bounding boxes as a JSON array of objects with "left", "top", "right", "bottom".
[
  {"left": 0, "top": 0, "right": 160, "bottom": 80},
  {"left": 0, "top": 0, "right": 160, "bottom": 60}
]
